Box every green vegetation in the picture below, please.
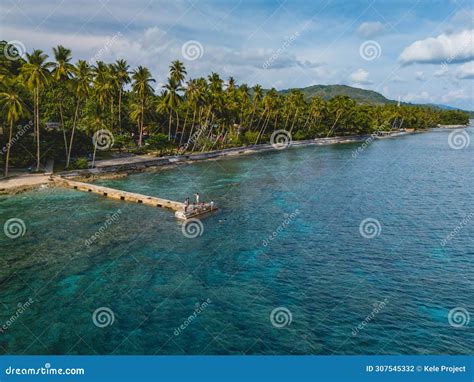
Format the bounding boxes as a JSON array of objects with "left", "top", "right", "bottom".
[
  {"left": 0, "top": 41, "right": 470, "bottom": 176},
  {"left": 278, "top": 84, "right": 391, "bottom": 104},
  {"left": 437, "top": 110, "right": 471, "bottom": 125}
]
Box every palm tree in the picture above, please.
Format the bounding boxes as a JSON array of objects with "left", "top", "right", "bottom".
[
  {"left": 161, "top": 77, "right": 183, "bottom": 141},
  {"left": 52, "top": 45, "right": 74, "bottom": 159},
  {"left": 0, "top": 84, "right": 27, "bottom": 177},
  {"left": 327, "top": 96, "right": 355, "bottom": 136},
  {"left": 66, "top": 60, "right": 92, "bottom": 168},
  {"left": 255, "top": 88, "right": 277, "bottom": 144},
  {"left": 131, "top": 66, "right": 155, "bottom": 146},
  {"left": 20, "top": 49, "right": 52, "bottom": 171},
  {"left": 93, "top": 61, "right": 114, "bottom": 115},
  {"left": 169, "top": 60, "right": 187, "bottom": 84},
  {"left": 114, "top": 59, "right": 130, "bottom": 131}
]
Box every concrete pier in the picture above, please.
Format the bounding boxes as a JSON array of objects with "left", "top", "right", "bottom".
[{"left": 53, "top": 177, "right": 185, "bottom": 211}]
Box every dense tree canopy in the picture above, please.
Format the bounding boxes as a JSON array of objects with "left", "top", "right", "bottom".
[{"left": 0, "top": 41, "right": 470, "bottom": 174}]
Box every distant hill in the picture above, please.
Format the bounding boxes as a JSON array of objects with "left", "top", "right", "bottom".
[
  {"left": 277, "top": 84, "right": 393, "bottom": 104},
  {"left": 274, "top": 84, "right": 473, "bottom": 116}
]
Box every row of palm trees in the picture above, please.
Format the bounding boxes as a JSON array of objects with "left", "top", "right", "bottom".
[{"left": 0, "top": 41, "right": 468, "bottom": 176}]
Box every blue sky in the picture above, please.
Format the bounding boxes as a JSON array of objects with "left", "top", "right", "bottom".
[{"left": 1, "top": 0, "right": 473, "bottom": 109}]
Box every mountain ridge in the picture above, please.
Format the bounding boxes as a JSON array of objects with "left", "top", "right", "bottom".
[{"left": 274, "top": 84, "right": 473, "bottom": 116}]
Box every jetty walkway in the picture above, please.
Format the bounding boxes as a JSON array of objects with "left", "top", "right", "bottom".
[{"left": 53, "top": 176, "right": 185, "bottom": 211}]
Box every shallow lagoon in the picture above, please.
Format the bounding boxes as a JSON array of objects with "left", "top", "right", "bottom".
[{"left": 1, "top": 127, "right": 472, "bottom": 354}]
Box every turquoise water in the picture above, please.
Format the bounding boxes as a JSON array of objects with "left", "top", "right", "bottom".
[{"left": 1, "top": 127, "right": 473, "bottom": 355}]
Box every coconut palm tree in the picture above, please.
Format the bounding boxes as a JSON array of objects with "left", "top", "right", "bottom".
[
  {"left": 255, "top": 88, "right": 277, "bottom": 144},
  {"left": 0, "top": 83, "right": 27, "bottom": 177},
  {"left": 52, "top": 45, "right": 74, "bottom": 159},
  {"left": 114, "top": 59, "right": 130, "bottom": 131},
  {"left": 20, "top": 49, "right": 52, "bottom": 171},
  {"left": 161, "top": 77, "right": 183, "bottom": 141},
  {"left": 66, "top": 60, "right": 92, "bottom": 168},
  {"left": 131, "top": 66, "right": 155, "bottom": 146},
  {"left": 169, "top": 60, "right": 187, "bottom": 84}
]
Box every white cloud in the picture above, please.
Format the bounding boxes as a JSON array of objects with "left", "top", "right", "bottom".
[
  {"left": 434, "top": 67, "right": 449, "bottom": 77},
  {"left": 415, "top": 71, "right": 425, "bottom": 81},
  {"left": 456, "top": 61, "right": 474, "bottom": 79},
  {"left": 399, "top": 29, "right": 474, "bottom": 65},
  {"left": 389, "top": 75, "right": 406, "bottom": 83},
  {"left": 357, "top": 21, "right": 386, "bottom": 38},
  {"left": 403, "top": 91, "right": 431, "bottom": 103},
  {"left": 440, "top": 89, "right": 470, "bottom": 104},
  {"left": 349, "top": 68, "right": 372, "bottom": 85}
]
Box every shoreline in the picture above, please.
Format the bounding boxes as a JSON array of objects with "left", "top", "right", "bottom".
[{"left": 0, "top": 129, "right": 429, "bottom": 195}]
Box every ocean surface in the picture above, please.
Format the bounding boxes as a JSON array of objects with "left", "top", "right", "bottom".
[{"left": 1, "top": 126, "right": 473, "bottom": 355}]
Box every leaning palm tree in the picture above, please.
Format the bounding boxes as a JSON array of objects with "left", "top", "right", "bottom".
[
  {"left": 131, "top": 66, "right": 155, "bottom": 146},
  {"left": 114, "top": 59, "right": 130, "bottom": 131},
  {"left": 161, "top": 77, "right": 183, "bottom": 141},
  {"left": 248, "top": 84, "right": 263, "bottom": 130},
  {"left": 20, "top": 49, "right": 52, "bottom": 171},
  {"left": 0, "top": 83, "right": 27, "bottom": 177},
  {"left": 52, "top": 45, "right": 75, "bottom": 159},
  {"left": 66, "top": 60, "right": 92, "bottom": 168}
]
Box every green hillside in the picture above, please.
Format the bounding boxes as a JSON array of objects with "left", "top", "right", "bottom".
[
  {"left": 277, "top": 84, "right": 393, "bottom": 104},
  {"left": 275, "top": 84, "right": 473, "bottom": 116}
]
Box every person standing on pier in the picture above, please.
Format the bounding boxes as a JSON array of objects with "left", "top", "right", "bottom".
[
  {"left": 184, "top": 197, "right": 190, "bottom": 212},
  {"left": 195, "top": 193, "right": 200, "bottom": 205}
]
